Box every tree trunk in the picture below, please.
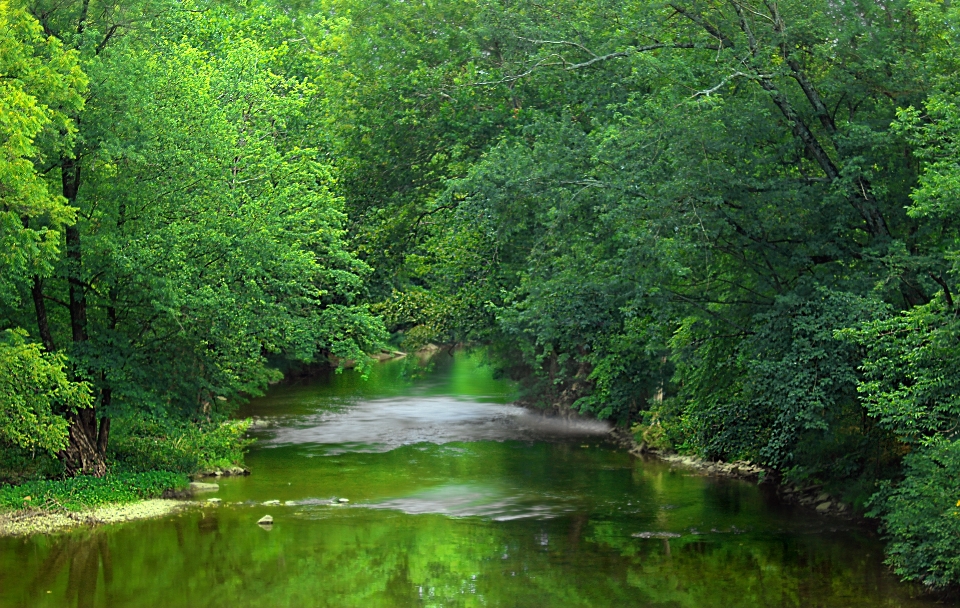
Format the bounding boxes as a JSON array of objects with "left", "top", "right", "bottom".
[
  {"left": 31, "top": 275, "right": 56, "bottom": 352},
  {"left": 57, "top": 155, "right": 107, "bottom": 476},
  {"left": 65, "top": 223, "right": 87, "bottom": 344},
  {"left": 62, "top": 157, "right": 87, "bottom": 343},
  {"left": 58, "top": 409, "right": 107, "bottom": 477}
]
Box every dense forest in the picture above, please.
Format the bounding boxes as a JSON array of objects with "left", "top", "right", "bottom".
[{"left": 1, "top": 0, "right": 959, "bottom": 591}]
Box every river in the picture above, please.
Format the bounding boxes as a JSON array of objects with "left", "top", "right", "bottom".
[{"left": 0, "top": 350, "right": 943, "bottom": 607}]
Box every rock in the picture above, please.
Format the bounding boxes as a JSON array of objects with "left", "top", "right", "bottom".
[
  {"left": 206, "top": 498, "right": 222, "bottom": 504},
  {"left": 225, "top": 466, "right": 250, "bottom": 476},
  {"left": 836, "top": 503, "right": 848, "bottom": 513},
  {"left": 262, "top": 500, "right": 280, "bottom": 506},
  {"left": 328, "top": 355, "right": 357, "bottom": 369},
  {"left": 415, "top": 343, "right": 442, "bottom": 362},
  {"left": 337, "top": 498, "right": 349, "bottom": 503},
  {"left": 816, "top": 501, "right": 833, "bottom": 513},
  {"left": 815, "top": 492, "right": 830, "bottom": 502},
  {"left": 257, "top": 515, "right": 273, "bottom": 525},
  {"left": 417, "top": 343, "right": 441, "bottom": 355},
  {"left": 189, "top": 482, "right": 220, "bottom": 493}
]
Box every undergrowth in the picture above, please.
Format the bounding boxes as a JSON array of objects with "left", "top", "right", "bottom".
[
  {"left": 0, "top": 471, "right": 188, "bottom": 512},
  {"left": 108, "top": 416, "right": 252, "bottom": 474}
]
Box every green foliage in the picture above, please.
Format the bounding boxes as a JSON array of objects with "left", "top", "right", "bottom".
[
  {"left": 2, "top": 0, "right": 960, "bottom": 591},
  {"left": 0, "top": 0, "right": 386, "bottom": 471},
  {"left": 0, "top": 1, "right": 91, "bottom": 457},
  {"left": 0, "top": 329, "right": 91, "bottom": 453},
  {"left": 630, "top": 418, "right": 673, "bottom": 453},
  {"left": 677, "top": 288, "right": 892, "bottom": 481},
  {"left": 870, "top": 438, "right": 960, "bottom": 589},
  {"left": 59, "top": 10, "right": 387, "bottom": 415},
  {"left": 321, "top": 0, "right": 960, "bottom": 589},
  {"left": 0, "top": 443, "right": 63, "bottom": 485},
  {"left": 108, "top": 417, "right": 252, "bottom": 474},
  {"left": 845, "top": 300, "right": 960, "bottom": 443},
  {"left": 0, "top": 471, "right": 187, "bottom": 512},
  {"left": 0, "top": 0, "right": 85, "bottom": 300}
]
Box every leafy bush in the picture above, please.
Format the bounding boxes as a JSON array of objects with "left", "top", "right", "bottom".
[
  {"left": 0, "top": 442, "right": 63, "bottom": 485},
  {"left": 0, "top": 330, "right": 91, "bottom": 453},
  {"left": 631, "top": 408, "right": 677, "bottom": 453},
  {"left": 871, "top": 438, "right": 960, "bottom": 590},
  {"left": 108, "top": 416, "right": 252, "bottom": 474},
  {"left": 0, "top": 471, "right": 187, "bottom": 512}
]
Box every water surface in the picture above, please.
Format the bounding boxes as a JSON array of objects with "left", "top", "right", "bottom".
[{"left": 0, "top": 351, "right": 945, "bottom": 607}]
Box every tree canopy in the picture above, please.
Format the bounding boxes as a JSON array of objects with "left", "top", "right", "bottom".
[{"left": 2, "top": 0, "right": 959, "bottom": 591}]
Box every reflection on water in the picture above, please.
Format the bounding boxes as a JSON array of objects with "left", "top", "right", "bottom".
[
  {"left": 367, "top": 482, "right": 580, "bottom": 520},
  {"left": 265, "top": 396, "right": 612, "bottom": 453},
  {"left": 0, "top": 351, "right": 951, "bottom": 607}
]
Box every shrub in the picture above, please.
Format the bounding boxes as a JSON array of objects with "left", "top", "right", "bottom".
[
  {"left": 871, "top": 438, "right": 960, "bottom": 589},
  {"left": 0, "top": 442, "right": 63, "bottom": 485},
  {"left": 0, "top": 471, "right": 188, "bottom": 512},
  {"left": 108, "top": 416, "right": 252, "bottom": 474}
]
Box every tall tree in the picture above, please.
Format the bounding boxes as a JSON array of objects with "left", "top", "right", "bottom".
[
  {"left": 4, "top": 0, "right": 386, "bottom": 475},
  {"left": 0, "top": 1, "right": 92, "bottom": 460}
]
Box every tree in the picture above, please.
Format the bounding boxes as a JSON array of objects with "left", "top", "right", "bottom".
[
  {"left": 2, "top": 0, "right": 386, "bottom": 475},
  {"left": 0, "top": 0, "right": 91, "bottom": 459},
  {"left": 842, "top": 0, "right": 960, "bottom": 588}
]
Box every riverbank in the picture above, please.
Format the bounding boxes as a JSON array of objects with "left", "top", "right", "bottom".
[
  {"left": 0, "top": 498, "right": 192, "bottom": 536},
  {"left": 0, "top": 469, "right": 200, "bottom": 536},
  {"left": 608, "top": 427, "right": 857, "bottom": 519}
]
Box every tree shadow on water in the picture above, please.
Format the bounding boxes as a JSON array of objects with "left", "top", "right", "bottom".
[{"left": 27, "top": 530, "right": 113, "bottom": 608}]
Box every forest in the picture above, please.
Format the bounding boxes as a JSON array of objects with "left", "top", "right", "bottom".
[{"left": 1, "top": 0, "right": 959, "bottom": 591}]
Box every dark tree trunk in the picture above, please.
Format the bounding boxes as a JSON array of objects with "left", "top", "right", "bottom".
[
  {"left": 22, "top": 216, "right": 56, "bottom": 352},
  {"left": 31, "top": 275, "right": 56, "bottom": 352},
  {"left": 58, "top": 409, "right": 107, "bottom": 477},
  {"left": 65, "top": 225, "right": 88, "bottom": 343},
  {"left": 62, "top": 157, "right": 87, "bottom": 343},
  {"left": 96, "top": 387, "right": 112, "bottom": 456},
  {"left": 59, "top": 155, "right": 104, "bottom": 476}
]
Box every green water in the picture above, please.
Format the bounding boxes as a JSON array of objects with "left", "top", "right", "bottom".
[{"left": 0, "top": 352, "right": 945, "bottom": 607}]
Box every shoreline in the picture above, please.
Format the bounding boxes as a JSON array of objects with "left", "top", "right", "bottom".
[
  {"left": 607, "top": 427, "right": 858, "bottom": 519},
  {"left": 0, "top": 498, "right": 194, "bottom": 537},
  {"left": 0, "top": 412, "right": 852, "bottom": 538}
]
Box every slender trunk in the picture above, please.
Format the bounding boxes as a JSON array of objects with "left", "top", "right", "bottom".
[
  {"left": 58, "top": 155, "right": 105, "bottom": 476},
  {"left": 62, "top": 157, "right": 88, "bottom": 342},
  {"left": 97, "top": 386, "right": 111, "bottom": 456},
  {"left": 65, "top": 224, "right": 88, "bottom": 343},
  {"left": 31, "top": 276, "right": 56, "bottom": 352},
  {"left": 22, "top": 216, "right": 56, "bottom": 351},
  {"left": 96, "top": 416, "right": 110, "bottom": 456}
]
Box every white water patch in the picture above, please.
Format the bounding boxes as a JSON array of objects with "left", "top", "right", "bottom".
[
  {"left": 365, "top": 483, "right": 578, "bottom": 521},
  {"left": 257, "top": 396, "right": 611, "bottom": 452}
]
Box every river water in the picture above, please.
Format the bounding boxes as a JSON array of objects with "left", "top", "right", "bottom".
[{"left": 0, "top": 351, "right": 944, "bottom": 607}]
